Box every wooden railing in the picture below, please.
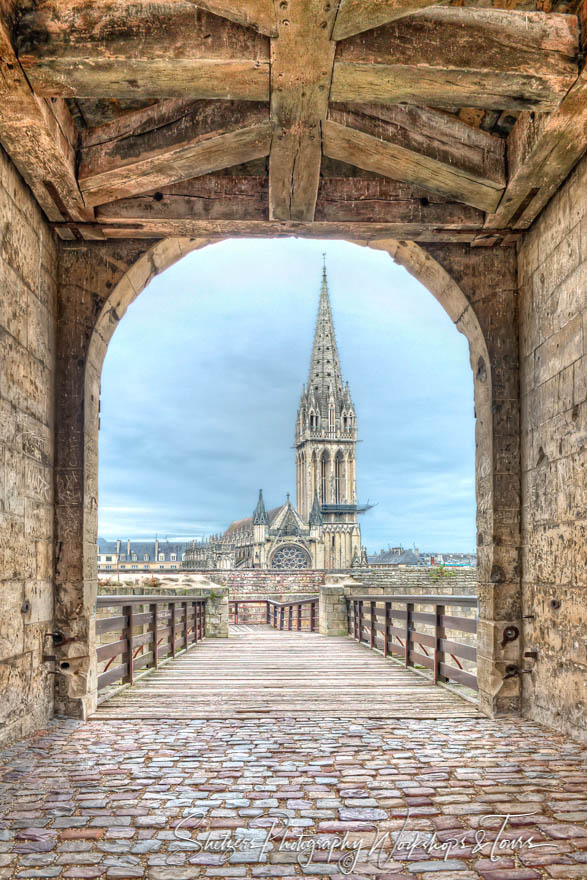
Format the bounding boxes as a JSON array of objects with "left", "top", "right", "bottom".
[
  {"left": 346, "top": 594, "right": 478, "bottom": 691},
  {"left": 96, "top": 595, "right": 206, "bottom": 691},
  {"left": 230, "top": 598, "right": 318, "bottom": 632}
]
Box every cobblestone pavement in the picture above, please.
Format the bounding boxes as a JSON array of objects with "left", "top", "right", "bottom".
[{"left": 0, "top": 716, "right": 586, "bottom": 880}]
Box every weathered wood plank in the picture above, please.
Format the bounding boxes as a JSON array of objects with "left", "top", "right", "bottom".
[
  {"left": 93, "top": 628, "right": 480, "bottom": 719},
  {"left": 97, "top": 175, "right": 269, "bottom": 221},
  {"left": 79, "top": 102, "right": 271, "bottom": 206},
  {"left": 315, "top": 177, "right": 484, "bottom": 225},
  {"left": 0, "top": 20, "right": 90, "bottom": 234},
  {"left": 331, "top": 8, "right": 579, "bottom": 111},
  {"left": 486, "top": 63, "right": 587, "bottom": 229},
  {"left": 323, "top": 108, "right": 505, "bottom": 212},
  {"left": 268, "top": 0, "right": 340, "bottom": 221},
  {"left": 332, "top": 0, "right": 442, "bottom": 40},
  {"left": 96, "top": 171, "right": 484, "bottom": 227},
  {"left": 60, "top": 217, "right": 485, "bottom": 241},
  {"left": 191, "top": 0, "right": 277, "bottom": 36},
  {"left": 16, "top": 3, "right": 270, "bottom": 99}
]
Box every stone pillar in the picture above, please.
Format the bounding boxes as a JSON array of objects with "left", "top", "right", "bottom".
[
  {"left": 319, "top": 584, "right": 349, "bottom": 635},
  {"left": 424, "top": 244, "right": 522, "bottom": 717},
  {"left": 54, "top": 240, "right": 151, "bottom": 719},
  {"left": 205, "top": 588, "right": 229, "bottom": 638}
]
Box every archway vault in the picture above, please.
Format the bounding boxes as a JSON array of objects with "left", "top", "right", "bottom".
[{"left": 53, "top": 234, "right": 520, "bottom": 724}]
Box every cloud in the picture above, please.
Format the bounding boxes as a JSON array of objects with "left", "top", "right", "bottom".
[{"left": 99, "top": 239, "right": 475, "bottom": 552}]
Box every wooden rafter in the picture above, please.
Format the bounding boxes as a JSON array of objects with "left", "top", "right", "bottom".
[
  {"left": 331, "top": 8, "right": 579, "bottom": 111},
  {"left": 16, "top": 2, "right": 270, "bottom": 99},
  {"left": 268, "top": 0, "right": 339, "bottom": 222},
  {"left": 323, "top": 105, "right": 506, "bottom": 213},
  {"left": 192, "top": 0, "right": 277, "bottom": 36},
  {"left": 79, "top": 102, "right": 271, "bottom": 207},
  {"left": 486, "top": 62, "right": 587, "bottom": 229},
  {"left": 0, "top": 19, "right": 90, "bottom": 233},
  {"left": 332, "top": 0, "right": 443, "bottom": 40}
]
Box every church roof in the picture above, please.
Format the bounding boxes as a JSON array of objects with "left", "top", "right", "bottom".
[{"left": 224, "top": 506, "right": 281, "bottom": 535}]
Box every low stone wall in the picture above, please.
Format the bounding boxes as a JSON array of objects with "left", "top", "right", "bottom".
[{"left": 99, "top": 566, "right": 477, "bottom": 598}]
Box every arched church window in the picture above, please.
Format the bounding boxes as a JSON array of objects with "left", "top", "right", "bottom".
[
  {"left": 335, "top": 451, "right": 344, "bottom": 503},
  {"left": 320, "top": 452, "right": 328, "bottom": 503}
]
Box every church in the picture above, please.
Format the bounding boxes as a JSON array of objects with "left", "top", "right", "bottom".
[{"left": 183, "top": 262, "right": 369, "bottom": 571}]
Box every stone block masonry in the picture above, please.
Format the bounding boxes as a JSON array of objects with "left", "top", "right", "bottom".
[
  {"left": 162, "top": 566, "right": 478, "bottom": 597},
  {"left": 0, "top": 145, "right": 58, "bottom": 747},
  {"left": 518, "top": 151, "right": 587, "bottom": 742}
]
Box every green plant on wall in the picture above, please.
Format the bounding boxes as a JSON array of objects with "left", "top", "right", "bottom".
[{"left": 429, "top": 564, "right": 458, "bottom": 582}]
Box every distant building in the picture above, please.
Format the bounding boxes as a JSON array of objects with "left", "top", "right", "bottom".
[
  {"left": 184, "top": 261, "right": 371, "bottom": 571},
  {"left": 368, "top": 547, "right": 425, "bottom": 566},
  {"left": 368, "top": 546, "right": 477, "bottom": 567},
  {"left": 97, "top": 538, "right": 191, "bottom": 574}
]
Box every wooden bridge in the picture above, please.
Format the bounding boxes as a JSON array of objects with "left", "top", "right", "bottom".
[{"left": 93, "top": 594, "right": 480, "bottom": 721}]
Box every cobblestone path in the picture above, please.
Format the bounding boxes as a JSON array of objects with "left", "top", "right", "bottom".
[
  {"left": 2, "top": 715, "right": 587, "bottom": 879},
  {"left": 1, "top": 631, "right": 586, "bottom": 879}
]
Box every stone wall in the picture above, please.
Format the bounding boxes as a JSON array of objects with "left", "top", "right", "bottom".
[
  {"left": 145, "top": 567, "right": 478, "bottom": 597},
  {"left": 518, "top": 153, "right": 586, "bottom": 742},
  {"left": 0, "top": 147, "right": 57, "bottom": 746}
]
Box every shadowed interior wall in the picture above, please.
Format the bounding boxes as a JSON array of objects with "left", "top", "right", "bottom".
[
  {"left": 518, "top": 153, "right": 586, "bottom": 741},
  {"left": 0, "top": 146, "right": 57, "bottom": 746}
]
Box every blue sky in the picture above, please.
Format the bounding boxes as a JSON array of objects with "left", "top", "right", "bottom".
[{"left": 98, "top": 239, "right": 476, "bottom": 553}]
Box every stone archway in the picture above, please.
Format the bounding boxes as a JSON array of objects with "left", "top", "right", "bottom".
[{"left": 53, "top": 236, "right": 520, "bottom": 721}]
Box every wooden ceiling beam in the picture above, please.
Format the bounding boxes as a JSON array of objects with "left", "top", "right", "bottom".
[
  {"left": 268, "top": 0, "right": 339, "bottom": 222},
  {"left": 0, "top": 18, "right": 90, "bottom": 236},
  {"left": 331, "top": 8, "right": 579, "bottom": 111},
  {"left": 323, "top": 105, "right": 505, "bottom": 213},
  {"left": 79, "top": 102, "right": 271, "bottom": 207},
  {"left": 54, "top": 218, "right": 486, "bottom": 242},
  {"left": 16, "top": 2, "right": 270, "bottom": 99},
  {"left": 94, "top": 172, "right": 484, "bottom": 228},
  {"left": 332, "top": 0, "right": 442, "bottom": 40},
  {"left": 486, "top": 63, "right": 587, "bottom": 229}
]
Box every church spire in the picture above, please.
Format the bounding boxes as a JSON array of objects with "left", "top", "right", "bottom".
[
  {"left": 252, "top": 489, "right": 269, "bottom": 525},
  {"left": 307, "top": 257, "right": 343, "bottom": 402}
]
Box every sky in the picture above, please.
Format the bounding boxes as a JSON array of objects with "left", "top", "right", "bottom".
[{"left": 98, "top": 238, "right": 476, "bottom": 553}]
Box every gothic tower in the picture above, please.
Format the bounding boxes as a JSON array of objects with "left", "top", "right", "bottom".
[{"left": 295, "top": 259, "right": 362, "bottom": 569}]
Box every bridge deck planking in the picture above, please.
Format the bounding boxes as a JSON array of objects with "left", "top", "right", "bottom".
[{"left": 92, "top": 626, "right": 480, "bottom": 719}]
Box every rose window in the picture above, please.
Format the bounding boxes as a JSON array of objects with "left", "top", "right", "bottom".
[{"left": 271, "top": 544, "right": 311, "bottom": 570}]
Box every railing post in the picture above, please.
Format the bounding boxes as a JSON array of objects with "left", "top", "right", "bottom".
[
  {"left": 279, "top": 607, "right": 284, "bottom": 630},
  {"left": 266, "top": 602, "right": 270, "bottom": 624},
  {"left": 234, "top": 601, "right": 238, "bottom": 625},
  {"left": 170, "top": 602, "right": 176, "bottom": 658},
  {"left": 124, "top": 604, "right": 134, "bottom": 686},
  {"left": 370, "top": 600, "right": 376, "bottom": 648},
  {"left": 384, "top": 601, "right": 390, "bottom": 657},
  {"left": 405, "top": 602, "right": 413, "bottom": 668},
  {"left": 353, "top": 600, "right": 358, "bottom": 639},
  {"left": 288, "top": 606, "right": 293, "bottom": 631},
  {"left": 435, "top": 603, "right": 447, "bottom": 684},
  {"left": 358, "top": 600, "right": 363, "bottom": 643},
  {"left": 151, "top": 602, "right": 158, "bottom": 669},
  {"left": 310, "top": 601, "right": 316, "bottom": 632},
  {"left": 297, "top": 604, "right": 302, "bottom": 631},
  {"left": 183, "top": 601, "right": 188, "bottom": 650}
]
